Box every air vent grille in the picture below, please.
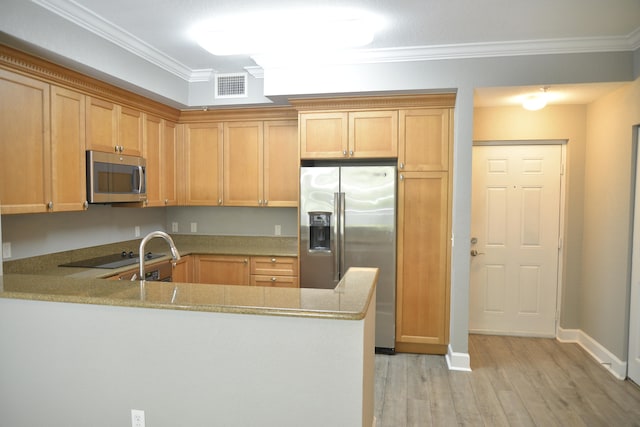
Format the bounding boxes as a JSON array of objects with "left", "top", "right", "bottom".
[{"left": 215, "top": 73, "right": 248, "bottom": 98}]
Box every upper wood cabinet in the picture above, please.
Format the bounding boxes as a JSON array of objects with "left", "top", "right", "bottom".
[
  {"left": 299, "top": 110, "right": 397, "bottom": 159},
  {"left": 179, "top": 122, "right": 224, "bottom": 206},
  {"left": 144, "top": 114, "right": 177, "bottom": 207},
  {"left": 0, "top": 69, "right": 51, "bottom": 214},
  {"left": 223, "top": 121, "right": 263, "bottom": 206},
  {"left": 223, "top": 120, "right": 298, "bottom": 207},
  {"left": 86, "top": 97, "right": 143, "bottom": 156},
  {"left": 398, "top": 108, "right": 451, "bottom": 172},
  {"left": 263, "top": 120, "right": 298, "bottom": 207},
  {"left": 50, "top": 86, "right": 88, "bottom": 212}
]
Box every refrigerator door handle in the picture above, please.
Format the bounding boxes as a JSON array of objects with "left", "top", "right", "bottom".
[
  {"left": 339, "top": 192, "right": 346, "bottom": 279},
  {"left": 333, "top": 192, "right": 341, "bottom": 282}
]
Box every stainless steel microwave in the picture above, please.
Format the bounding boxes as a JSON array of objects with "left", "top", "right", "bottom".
[{"left": 86, "top": 150, "right": 147, "bottom": 203}]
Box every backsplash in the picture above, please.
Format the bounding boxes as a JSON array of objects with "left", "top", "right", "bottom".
[{"left": 1, "top": 205, "right": 297, "bottom": 261}]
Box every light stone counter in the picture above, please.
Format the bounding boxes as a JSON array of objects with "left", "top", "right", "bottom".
[{"left": 0, "top": 267, "right": 377, "bottom": 320}]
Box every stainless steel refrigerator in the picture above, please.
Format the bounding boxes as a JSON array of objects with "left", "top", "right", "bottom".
[{"left": 299, "top": 165, "right": 396, "bottom": 351}]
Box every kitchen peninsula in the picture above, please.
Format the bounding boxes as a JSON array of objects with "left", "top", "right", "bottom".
[{"left": 0, "top": 258, "right": 377, "bottom": 426}]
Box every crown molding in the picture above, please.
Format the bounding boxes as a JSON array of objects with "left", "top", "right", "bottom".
[
  {"left": 289, "top": 93, "right": 457, "bottom": 111},
  {"left": 31, "top": 0, "right": 640, "bottom": 79},
  {"left": 32, "top": 0, "right": 194, "bottom": 80}
]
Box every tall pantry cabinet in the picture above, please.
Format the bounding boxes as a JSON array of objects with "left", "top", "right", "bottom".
[{"left": 396, "top": 105, "right": 454, "bottom": 355}]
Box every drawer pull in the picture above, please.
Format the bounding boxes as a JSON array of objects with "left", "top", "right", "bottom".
[
  {"left": 271, "top": 277, "right": 277, "bottom": 282},
  {"left": 271, "top": 258, "right": 276, "bottom": 263}
]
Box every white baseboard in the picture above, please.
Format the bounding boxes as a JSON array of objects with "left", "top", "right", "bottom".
[
  {"left": 557, "top": 327, "right": 627, "bottom": 380},
  {"left": 446, "top": 344, "right": 472, "bottom": 371}
]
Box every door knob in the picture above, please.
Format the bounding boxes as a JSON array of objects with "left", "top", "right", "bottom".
[
  {"left": 470, "top": 237, "right": 478, "bottom": 244},
  {"left": 470, "top": 249, "right": 485, "bottom": 256}
]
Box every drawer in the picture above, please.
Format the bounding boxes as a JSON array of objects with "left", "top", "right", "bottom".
[
  {"left": 251, "top": 275, "right": 299, "bottom": 288},
  {"left": 250, "top": 256, "right": 298, "bottom": 276}
]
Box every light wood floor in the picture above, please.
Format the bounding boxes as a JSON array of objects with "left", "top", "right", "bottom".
[{"left": 374, "top": 335, "right": 640, "bottom": 426}]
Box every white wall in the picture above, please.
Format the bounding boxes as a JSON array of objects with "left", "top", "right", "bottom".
[
  {"left": 166, "top": 206, "right": 297, "bottom": 237},
  {"left": 1, "top": 206, "right": 298, "bottom": 261},
  {"left": 0, "top": 294, "right": 375, "bottom": 427},
  {"left": 581, "top": 77, "right": 640, "bottom": 359}
]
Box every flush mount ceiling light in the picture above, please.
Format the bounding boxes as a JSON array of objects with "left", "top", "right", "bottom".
[
  {"left": 190, "top": 8, "right": 385, "bottom": 56},
  {"left": 522, "top": 87, "right": 550, "bottom": 111}
]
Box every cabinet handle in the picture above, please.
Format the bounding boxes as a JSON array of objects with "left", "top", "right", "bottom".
[
  {"left": 218, "top": 199, "right": 223, "bottom": 205},
  {"left": 271, "top": 277, "right": 277, "bottom": 282},
  {"left": 349, "top": 150, "right": 354, "bottom": 156},
  {"left": 264, "top": 200, "right": 268, "bottom": 206},
  {"left": 342, "top": 150, "right": 347, "bottom": 156},
  {"left": 164, "top": 199, "right": 168, "bottom": 205},
  {"left": 399, "top": 162, "right": 404, "bottom": 169},
  {"left": 258, "top": 199, "right": 262, "bottom": 206},
  {"left": 83, "top": 201, "right": 88, "bottom": 210},
  {"left": 244, "top": 258, "right": 248, "bottom": 264},
  {"left": 47, "top": 201, "right": 53, "bottom": 210},
  {"left": 271, "top": 258, "right": 276, "bottom": 263},
  {"left": 400, "top": 174, "right": 404, "bottom": 181},
  {"left": 114, "top": 146, "right": 119, "bottom": 153}
]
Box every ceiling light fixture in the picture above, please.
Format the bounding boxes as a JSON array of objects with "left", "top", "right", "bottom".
[
  {"left": 522, "top": 87, "right": 550, "bottom": 111},
  {"left": 190, "top": 8, "right": 384, "bottom": 56}
]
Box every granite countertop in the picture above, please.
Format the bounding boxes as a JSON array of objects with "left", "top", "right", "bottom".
[
  {"left": 0, "top": 267, "right": 378, "bottom": 320},
  {"left": 1, "top": 234, "right": 378, "bottom": 320},
  {"left": 4, "top": 234, "right": 299, "bottom": 279}
]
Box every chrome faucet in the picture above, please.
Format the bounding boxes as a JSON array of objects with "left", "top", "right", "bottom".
[{"left": 138, "top": 231, "right": 181, "bottom": 282}]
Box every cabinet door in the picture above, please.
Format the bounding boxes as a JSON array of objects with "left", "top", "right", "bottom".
[
  {"left": 263, "top": 120, "right": 298, "bottom": 207},
  {"left": 50, "top": 86, "right": 86, "bottom": 212},
  {"left": 119, "top": 106, "right": 143, "bottom": 155},
  {"left": 172, "top": 255, "right": 192, "bottom": 283},
  {"left": 299, "top": 112, "right": 348, "bottom": 159},
  {"left": 396, "top": 171, "right": 450, "bottom": 350},
  {"left": 399, "top": 109, "right": 450, "bottom": 171},
  {"left": 86, "top": 97, "right": 118, "bottom": 153},
  {"left": 182, "top": 123, "right": 223, "bottom": 205},
  {"left": 144, "top": 114, "right": 163, "bottom": 206},
  {"left": 195, "top": 255, "right": 250, "bottom": 286},
  {"left": 162, "top": 121, "right": 178, "bottom": 206},
  {"left": 0, "top": 69, "right": 51, "bottom": 214},
  {"left": 223, "top": 121, "right": 263, "bottom": 206},
  {"left": 349, "top": 111, "right": 397, "bottom": 158}
]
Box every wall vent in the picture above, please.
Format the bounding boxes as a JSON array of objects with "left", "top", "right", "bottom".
[{"left": 215, "top": 73, "right": 248, "bottom": 98}]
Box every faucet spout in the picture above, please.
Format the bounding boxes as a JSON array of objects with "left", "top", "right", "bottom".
[{"left": 138, "top": 231, "right": 180, "bottom": 282}]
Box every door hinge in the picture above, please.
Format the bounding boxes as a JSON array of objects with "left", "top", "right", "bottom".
[
  {"left": 561, "top": 162, "right": 565, "bottom": 176},
  {"left": 558, "top": 237, "right": 563, "bottom": 250}
]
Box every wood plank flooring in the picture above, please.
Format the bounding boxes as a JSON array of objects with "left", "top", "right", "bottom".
[{"left": 374, "top": 335, "right": 640, "bottom": 426}]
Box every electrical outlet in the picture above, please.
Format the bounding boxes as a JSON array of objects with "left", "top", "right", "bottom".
[
  {"left": 131, "top": 409, "right": 145, "bottom": 427},
  {"left": 171, "top": 222, "right": 179, "bottom": 233},
  {"left": 190, "top": 222, "right": 197, "bottom": 233},
  {"left": 2, "top": 242, "right": 11, "bottom": 259},
  {"left": 274, "top": 225, "right": 281, "bottom": 236},
  {"left": 134, "top": 226, "right": 140, "bottom": 237}
]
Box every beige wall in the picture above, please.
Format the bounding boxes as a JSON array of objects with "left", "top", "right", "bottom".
[
  {"left": 473, "top": 104, "right": 588, "bottom": 329},
  {"left": 582, "top": 78, "right": 640, "bottom": 358}
]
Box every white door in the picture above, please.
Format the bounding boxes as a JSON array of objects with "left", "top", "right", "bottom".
[
  {"left": 628, "top": 129, "right": 640, "bottom": 384},
  {"left": 470, "top": 144, "right": 562, "bottom": 336}
]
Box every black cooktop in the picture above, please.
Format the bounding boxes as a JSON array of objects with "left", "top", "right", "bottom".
[{"left": 60, "top": 252, "right": 165, "bottom": 269}]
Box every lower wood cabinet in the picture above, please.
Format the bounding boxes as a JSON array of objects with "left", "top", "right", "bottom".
[
  {"left": 172, "top": 255, "right": 193, "bottom": 283},
  {"left": 250, "top": 256, "right": 298, "bottom": 287},
  {"left": 395, "top": 171, "right": 450, "bottom": 354},
  {"left": 195, "top": 255, "right": 250, "bottom": 286}
]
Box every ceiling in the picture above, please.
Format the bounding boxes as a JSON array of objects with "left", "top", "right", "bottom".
[{"left": 2, "top": 0, "right": 640, "bottom": 108}]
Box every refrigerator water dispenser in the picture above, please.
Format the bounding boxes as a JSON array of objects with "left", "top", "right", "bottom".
[{"left": 308, "top": 211, "right": 331, "bottom": 251}]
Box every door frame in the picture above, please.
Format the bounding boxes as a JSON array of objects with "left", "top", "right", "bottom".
[
  {"left": 471, "top": 139, "right": 567, "bottom": 337},
  {"left": 628, "top": 125, "right": 640, "bottom": 383}
]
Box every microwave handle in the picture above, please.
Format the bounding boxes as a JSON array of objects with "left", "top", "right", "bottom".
[{"left": 136, "top": 166, "right": 144, "bottom": 194}]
